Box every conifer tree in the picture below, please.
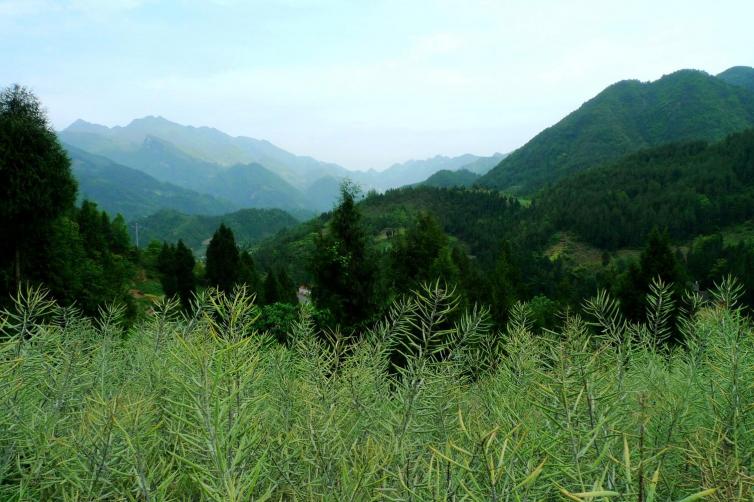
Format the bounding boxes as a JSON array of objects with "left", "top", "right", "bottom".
[
  {"left": 109, "top": 214, "right": 130, "bottom": 255},
  {"left": 275, "top": 267, "right": 297, "bottom": 305},
  {"left": 238, "top": 250, "right": 261, "bottom": 298},
  {"left": 205, "top": 224, "right": 240, "bottom": 293},
  {"left": 617, "top": 228, "right": 686, "bottom": 321},
  {"left": 157, "top": 243, "right": 178, "bottom": 299},
  {"left": 263, "top": 269, "right": 281, "bottom": 305},
  {"left": 173, "top": 240, "right": 196, "bottom": 310},
  {"left": 0, "top": 84, "right": 77, "bottom": 290},
  {"left": 490, "top": 241, "right": 520, "bottom": 325},
  {"left": 391, "top": 212, "right": 450, "bottom": 291},
  {"left": 310, "top": 181, "right": 376, "bottom": 327}
]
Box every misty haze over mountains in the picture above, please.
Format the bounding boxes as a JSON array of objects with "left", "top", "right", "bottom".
[{"left": 59, "top": 116, "right": 504, "bottom": 218}]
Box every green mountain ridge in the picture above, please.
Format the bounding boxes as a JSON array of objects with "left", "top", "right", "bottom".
[
  {"left": 66, "top": 144, "right": 237, "bottom": 220},
  {"left": 205, "top": 162, "right": 312, "bottom": 211},
  {"left": 480, "top": 67, "right": 754, "bottom": 194}
]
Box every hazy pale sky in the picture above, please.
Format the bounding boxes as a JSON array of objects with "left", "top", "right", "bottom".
[{"left": 1, "top": 0, "right": 752, "bottom": 170}]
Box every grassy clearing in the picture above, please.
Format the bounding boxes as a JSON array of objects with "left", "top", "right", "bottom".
[
  {"left": 546, "top": 232, "right": 640, "bottom": 268},
  {"left": 721, "top": 220, "right": 754, "bottom": 246},
  {"left": 1, "top": 281, "right": 752, "bottom": 500}
]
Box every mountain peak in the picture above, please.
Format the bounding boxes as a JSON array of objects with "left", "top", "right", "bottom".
[
  {"left": 126, "top": 115, "right": 177, "bottom": 128},
  {"left": 479, "top": 67, "right": 754, "bottom": 194},
  {"left": 64, "top": 119, "right": 109, "bottom": 133}
]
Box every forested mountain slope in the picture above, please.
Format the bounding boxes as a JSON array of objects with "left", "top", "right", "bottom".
[
  {"left": 134, "top": 207, "right": 299, "bottom": 253},
  {"left": 418, "top": 168, "right": 480, "bottom": 188},
  {"left": 534, "top": 129, "right": 754, "bottom": 249},
  {"left": 480, "top": 68, "right": 754, "bottom": 194},
  {"left": 67, "top": 144, "right": 237, "bottom": 219}
]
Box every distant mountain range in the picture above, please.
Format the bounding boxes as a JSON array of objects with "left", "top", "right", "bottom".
[
  {"left": 60, "top": 116, "right": 502, "bottom": 215},
  {"left": 366, "top": 153, "right": 504, "bottom": 190},
  {"left": 480, "top": 66, "right": 754, "bottom": 194},
  {"left": 61, "top": 115, "right": 350, "bottom": 190}
]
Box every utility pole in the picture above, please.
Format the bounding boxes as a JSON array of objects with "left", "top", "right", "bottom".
[{"left": 135, "top": 222, "right": 140, "bottom": 248}]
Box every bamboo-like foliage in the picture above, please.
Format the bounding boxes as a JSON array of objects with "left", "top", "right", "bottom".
[{"left": 0, "top": 281, "right": 752, "bottom": 500}]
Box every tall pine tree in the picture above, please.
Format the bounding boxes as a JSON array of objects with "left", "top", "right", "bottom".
[
  {"left": 310, "top": 181, "right": 376, "bottom": 327},
  {"left": 616, "top": 227, "right": 686, "bottom": 321},
  {"left": 238, "top": 250, "right": 261, "bottom": 299},
  {"left": 157, "top": 243, "right": 178, "bottom": 299},
  {"left": 205, "top": 224, "right": 240, "bottom": 293},
  {"left": 174, "top": 240, "right": 196, "bottom": 310}
]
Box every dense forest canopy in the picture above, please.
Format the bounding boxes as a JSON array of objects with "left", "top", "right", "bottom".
[{"left": 535, "top": 130, "right": 754, "bottom": 249}]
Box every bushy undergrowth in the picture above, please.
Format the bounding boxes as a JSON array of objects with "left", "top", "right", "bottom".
[{"left": 1, "top": 280, "right": 752, "bottom": 501}]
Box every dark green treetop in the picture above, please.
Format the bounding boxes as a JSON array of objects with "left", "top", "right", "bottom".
[{"left": 205, "top": 223, "right": 240, "bottom": 293}]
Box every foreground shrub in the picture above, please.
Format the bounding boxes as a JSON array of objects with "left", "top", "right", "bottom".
[{"left": 0, "top": 281, "right": 752, "bottom": 500}]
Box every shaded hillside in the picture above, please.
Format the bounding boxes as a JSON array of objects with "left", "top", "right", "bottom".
[
  {"left": 66, "top": 144, "right": 237, "bottom": 219},
  {"left": 304, "top": 176, "right": 342, "bottom": 212},
  {"left": 534, "top": 129, "right": 754, "bottom": 249},
  {"left": 480, "top": 69, "right": 754, "bottom": 194},
  {"left": 99, "top": 134, "right": 223, "bottom": 190},
  {"left": 205, "top": 163, "right": 311, "bottom": 211},
  {"left": 134, "top": 207, "right": 299, "bottom": 253}
]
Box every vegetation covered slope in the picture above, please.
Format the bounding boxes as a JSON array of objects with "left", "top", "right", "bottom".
[
  {"left": 253, "top": 186, "right": 525, "bottom": 281},
  {"left": 419, "top": 168, "right": 480, "bottom": 188},
  {"left": 480, "top": 69, "right": 754, "bottom": 194},
  {"left": 535, "top": 129, "right": 754, "bottom": 249},
  {"left": 205, "top": 162, "right": 311, "bottom": 211},
  {"left": 134, "top": 207, "right": 299, "bottom": 253},
  {"left": 67, "top": 144, "right": 237, "bottom": 219},
  {"left": 1, "top": 283, "right": 750, "bottom": 500}
]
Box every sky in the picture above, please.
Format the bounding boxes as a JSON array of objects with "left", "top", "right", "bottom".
[{"left": 1, "top": 0, "right": 753, "bottom": 171}]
